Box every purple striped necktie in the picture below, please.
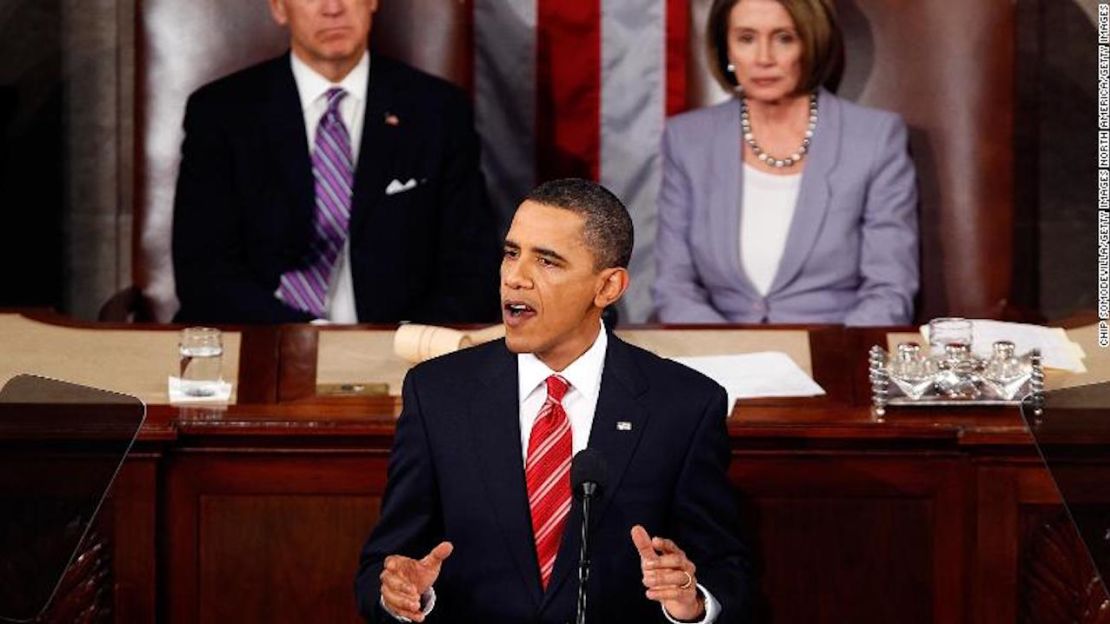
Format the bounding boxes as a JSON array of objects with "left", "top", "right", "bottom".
[{"left": 278, "top": 87, "right": 354, "bottom": 318}]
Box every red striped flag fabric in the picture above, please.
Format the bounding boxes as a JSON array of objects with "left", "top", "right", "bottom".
[{"left": 474, "top": 0, "right": 718, "bottom": 322}]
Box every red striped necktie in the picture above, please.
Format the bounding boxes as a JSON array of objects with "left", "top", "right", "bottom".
[{"left": 525, "top": 374, "right": 572, "bottom": 589}]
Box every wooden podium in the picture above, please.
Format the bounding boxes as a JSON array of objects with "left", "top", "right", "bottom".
[{"left": 2, "top": 311, "right": 1106, "bottom": 623}]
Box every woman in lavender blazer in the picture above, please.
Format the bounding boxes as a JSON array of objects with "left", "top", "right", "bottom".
[{"left": 653, "top": 0, "right": 918, "bottom": 326}]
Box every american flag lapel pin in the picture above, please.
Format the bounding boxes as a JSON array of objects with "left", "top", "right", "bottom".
[
  {"left": 617, "top": 421, "right": 632, "bottom": 431},
  {"left": 384, "top": 112, "right": 400, "bottom": 126}
]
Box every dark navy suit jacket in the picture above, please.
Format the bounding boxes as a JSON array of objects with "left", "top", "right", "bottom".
[
  {"left": 356, "top": 334, "right": 751, "bottom": 623},
  {"left": 172, "top": 53, "right": 500, "bottom": 324}
]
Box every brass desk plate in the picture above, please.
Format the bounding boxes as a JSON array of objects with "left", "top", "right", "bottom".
[{"left": 316, "top": 382, "right": 390, "bottom": 397}]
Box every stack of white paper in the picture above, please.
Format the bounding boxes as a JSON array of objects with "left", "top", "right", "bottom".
[
  {"left": 670, "top": 352, "right": 825, "bottom": 409},
  {"left": 920, "top": 320, "right": 1087, "bottom": 372}
]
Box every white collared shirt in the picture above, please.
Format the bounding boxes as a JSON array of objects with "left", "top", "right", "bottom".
[
  {"left": 286, "top": 50, "right": 370, "bottom": 323},
  {"left": 516, "top": 324, "right": 608, "bottom": 459}
]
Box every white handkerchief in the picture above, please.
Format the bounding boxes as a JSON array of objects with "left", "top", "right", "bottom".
[{"left": 385, "top": 178, "right": 417, "bottom": 195}]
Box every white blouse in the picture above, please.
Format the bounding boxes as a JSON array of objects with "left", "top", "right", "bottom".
[{"left": 739, "top": 163, "right": 802, "bottom": 296}]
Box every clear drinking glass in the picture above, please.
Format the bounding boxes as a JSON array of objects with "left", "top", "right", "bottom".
[
  {"left": 178, "top": 327, "right": 223, "bottom": 397},
  {"left": 927, "top": 317, "right": 973, "bottom": 357}
]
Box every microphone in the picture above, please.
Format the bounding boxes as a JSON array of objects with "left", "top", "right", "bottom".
[
  {"left": 572, "top": 447, "right": 608, "bottom": 500},
  {"left": 571, "top": 449, "right": 608, "bottom": 624}
]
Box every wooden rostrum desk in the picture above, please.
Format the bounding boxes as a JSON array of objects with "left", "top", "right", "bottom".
[{"left": 2, "top": 312, "right": 1107, "bottom": 624}]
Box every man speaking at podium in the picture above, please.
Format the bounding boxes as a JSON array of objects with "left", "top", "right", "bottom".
[{"left": 356, "top": 179, "right": 751, "bottom": 622}]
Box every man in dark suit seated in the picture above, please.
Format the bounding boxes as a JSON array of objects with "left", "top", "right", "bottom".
[
  {"left": 172, "top": 0, "right": 500, "bottom": 324},
  {"left": 355, "top": 179, "right": 751, "bottom": 623}
]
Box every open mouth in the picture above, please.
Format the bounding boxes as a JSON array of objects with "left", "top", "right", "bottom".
[{"left": 503, "top": 301, "right": 537, "bottom": 324}]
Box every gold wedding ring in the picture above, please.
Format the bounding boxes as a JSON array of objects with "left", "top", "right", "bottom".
[{"left": 679, "top": 570, "right": 694, "bottom": 590}]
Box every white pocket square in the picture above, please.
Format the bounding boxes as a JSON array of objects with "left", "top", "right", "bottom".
[{"left": 385, "top": 178, "right": 418, "bottom": 196}]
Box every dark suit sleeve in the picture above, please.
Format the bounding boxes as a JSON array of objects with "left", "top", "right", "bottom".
[
  {"left": 411, "top": 90, "right": 500, "bottom": 324},
  {"left": 673, "top": 386, "right": 752, "bottom": 623},
  {"left": 355, "top": 371, "right": 444, "bottom": 623},
  {"left": 172, "top": 92, "right": 314, "bottom": 324}
]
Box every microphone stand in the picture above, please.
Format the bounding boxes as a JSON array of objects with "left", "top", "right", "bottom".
[{"left": 576, "top": 482, "right": 597, "bottom": 624}]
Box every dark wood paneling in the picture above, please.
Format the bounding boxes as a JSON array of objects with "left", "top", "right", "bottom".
[
  {"left": 163, "top": 454, "right": 388, "bottom": 624},
  {"left": 1019, "top": 506, "right": 1110, "bottom": 624},
  {"left": 974, "top": 465, "right": 1023, "bottom": 624},
  {"left": 755, "top": 498, "right": 933, "bottom": 623},
  {"left": 277, "top": 325, "right": 318, "bottom": 403},
  {"left": 237, "top": 326, "right": 280, "bottom": 404},
  {"left": 108, "top": 456, "right": 159, "bottom": 624},
  {"left": 734, "top": 455, "right": 970, "bottom": 623},
  {"left": 198, "top": 495, "right": 377, "bottom": 623}
]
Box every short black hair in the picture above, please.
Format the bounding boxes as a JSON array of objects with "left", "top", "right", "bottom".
[{"left": 524, "top": 178, "right": 634, "bottom": 270}]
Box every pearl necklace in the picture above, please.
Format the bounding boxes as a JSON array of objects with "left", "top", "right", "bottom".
[{"left": 740, "top": 93, "right": 818, "bottom": 168}]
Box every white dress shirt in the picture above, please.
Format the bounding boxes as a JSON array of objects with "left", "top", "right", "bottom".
[
  {"left": 387, "top": 324, "right": 721, "bottom": 623},
  {"left": 739, "top": 163, "right": 802, "bottom": 296},
  {"left": 285, "top": 51, "right": 370, "bottom": 323},
  {"left": 516, "top": 323, "right": 608, "bottom": 459}
]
